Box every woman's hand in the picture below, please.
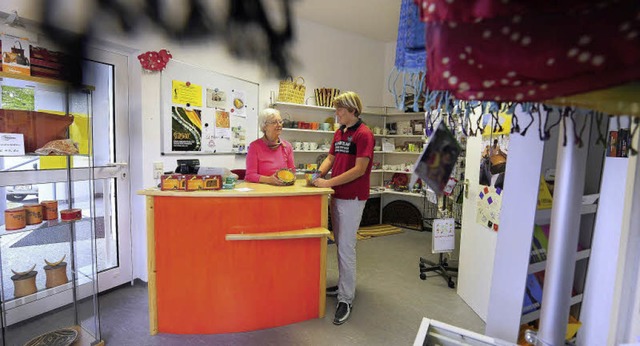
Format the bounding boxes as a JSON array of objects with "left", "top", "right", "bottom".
[
  {"left": 267, "top": 174, "right": 285, "bottom": 186},
  {"left": 313, "top": 177, "right": 331, "bottom": 188}
]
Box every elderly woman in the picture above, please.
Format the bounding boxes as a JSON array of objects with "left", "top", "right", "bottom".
[{"left": 245, "top": 108, "right": 296, "bottom": 185}]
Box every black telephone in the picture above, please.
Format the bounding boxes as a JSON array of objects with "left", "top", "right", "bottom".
[{"left": 175, "top": 159, "right": 200, "bottom": 174}]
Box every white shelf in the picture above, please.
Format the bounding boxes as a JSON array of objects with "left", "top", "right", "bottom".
[
  {"left": 381, "top": 151, "right": 421, "bottom": 155},
  {"left": 382, "top": 170, "right": 413, "bottom": 174},
  {"left": 382, "top": 190, "right": 424, "bottom": 197},
  {"left": 0, "top": 218, "right": 91, "bottom": 237},
  {"left": 521, "top": 294, "right": 583, "bottom": 324},
  {"left": 381, "top": 134, "right": 425, "bottom": 138},
  {"left": 282, "top": 128, "right": 334, "bottom": 134},
  {"left": 273, "top": 102, "right": 334, "bottom": 112},
  {"left": 534, "top": 203, "right": 598, "bottom": 225},
  {"left": 528, "top": 249, "right": 591, "bottom": 274},
  {"left": 292, "top": 150, "right": 329, "bottom": 153}
]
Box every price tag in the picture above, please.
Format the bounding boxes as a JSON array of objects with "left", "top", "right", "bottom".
[{"left": 0, "top": 133, "right": 25, "bottom": 156}]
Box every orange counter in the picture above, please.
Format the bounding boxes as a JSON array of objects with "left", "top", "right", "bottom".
[{"left": 138, "top": 181, "right": 333, "bottom": 335}]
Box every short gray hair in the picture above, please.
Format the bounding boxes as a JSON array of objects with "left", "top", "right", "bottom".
[{"left": 259, "top": 108, "right": 281, "bottom": 132}]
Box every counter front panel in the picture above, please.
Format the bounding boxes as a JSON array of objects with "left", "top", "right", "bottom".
[{"left": 153, "top": 195, "right": 325, "bottom": 334}]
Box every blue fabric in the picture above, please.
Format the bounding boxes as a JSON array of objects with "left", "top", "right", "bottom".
[{"left": 390, "top": 0, "right": 427, "bottom": 111}]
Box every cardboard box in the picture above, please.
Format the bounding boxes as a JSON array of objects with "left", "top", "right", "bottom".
[
  {"left": 161, "top": 174, "right": 186, "bottom": 191},
  {"left": 202, "top": 175, "right": 222, "bottom": 190},
  {"left": 185, "top": 175, "right": 204, "bottom": 191}
]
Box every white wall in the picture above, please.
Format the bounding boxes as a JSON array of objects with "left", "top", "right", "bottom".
[{"left": 101, "top": 17, "right": 391, "bottom": 280}]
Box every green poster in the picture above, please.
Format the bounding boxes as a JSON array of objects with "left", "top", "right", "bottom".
[{"left": 2, "top": 85, "right": 35, "bottom": 110}]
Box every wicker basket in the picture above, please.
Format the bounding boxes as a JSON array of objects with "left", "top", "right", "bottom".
[{"left": 277, "top": 76, "right": 306, "bottom": 104}]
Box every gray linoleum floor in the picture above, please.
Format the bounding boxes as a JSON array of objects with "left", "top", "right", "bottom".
[{"left": 13, "top": 228, "right": 485, "bottom": 346}]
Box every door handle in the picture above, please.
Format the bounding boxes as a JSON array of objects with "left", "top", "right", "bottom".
[{"left": 464, "top": 179, "right": 469, "bottom": 199}]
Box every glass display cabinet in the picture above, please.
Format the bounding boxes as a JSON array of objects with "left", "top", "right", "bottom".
[{"left": 0, "top": 71, "right": 103, "bottom": 345}]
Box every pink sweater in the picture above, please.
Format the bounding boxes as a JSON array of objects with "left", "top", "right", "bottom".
[{"left": 245, "top": 138, "right": 296, "bottom": 182}]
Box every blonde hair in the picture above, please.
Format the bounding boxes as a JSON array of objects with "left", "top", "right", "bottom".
[
  {"left": 258, "top": 108, "right": 281, "bottom": 132},
  {"left": 333, "top": 91, "right": 363, "bottom": 117}
]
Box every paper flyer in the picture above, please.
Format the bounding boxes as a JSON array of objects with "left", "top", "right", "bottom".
[
  {"left": 432, "top": 218, "right": 456, "bottom": 253},
  {"left": 206, "top": 88, "right": 226, "bottom": 108},
  {"left": 172, "top": 80, "right": 202, "bottom": 107},
  {"left": 230, "top": 90, "right": 246, "bottom": 117},
  {"left": 171, "top": 106, "right": 202, "bottom": 151}
]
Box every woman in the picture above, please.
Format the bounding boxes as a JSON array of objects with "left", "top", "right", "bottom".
[
  {"left": 313, "top": 91, "right": 374, "bottom": 325},
  {"left": 245, "top": 108, "right": 295, "bottom": 185}
]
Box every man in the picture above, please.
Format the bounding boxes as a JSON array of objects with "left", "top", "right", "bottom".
[{"left": 314, "top": 91, "right": 374, "bottom": 325}]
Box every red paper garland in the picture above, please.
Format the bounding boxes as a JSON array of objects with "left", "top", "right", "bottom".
[{"left": 138, "top": 49, "right": 172, "bottom": 71}]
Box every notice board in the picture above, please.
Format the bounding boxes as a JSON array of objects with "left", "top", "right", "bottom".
[{"left": 160, "top": 60, "right": 259, "bottom": 155}]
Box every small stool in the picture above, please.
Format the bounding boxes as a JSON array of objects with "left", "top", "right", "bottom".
[
  {"left": 44, "top": 262, "right": 69, "bottom": 288},
  {"left": 11, "top": 271, "right": 37, "bottom": 298}
]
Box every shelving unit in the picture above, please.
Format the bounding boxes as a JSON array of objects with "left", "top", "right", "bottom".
[
  {"left": 0, "top": 72, "right": 103, "bottom": 345},
  {"left": 484, "top": 109, "right": 605, "bottom": 343},
  {"left": 273, "top": 102, "right": 431, "bottom": 228}
]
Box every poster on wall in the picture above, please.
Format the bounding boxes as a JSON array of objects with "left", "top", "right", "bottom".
[
  {"left": 161, "top": 60, "right": 259, "bottom": 155},
  {"left": 206, "top": 87, "right": 226, "bottom": 108},
  {"left": 171, "top": 106, "right": 202, "bottom": 151},
  {"left": 215, "top": 109, "right": 231, "bottom": 139},
  {"left": 432, "top": 218, "right": 456, "bottom": 253},
  {"left": 2, "top": 86, "right": 34, "bottom": 110},
  {"left": 230, "top": 90, "right": 246, "bottom": 117},
  {"left": 476, "top": 185, "right": 502, "bottom": 232},
  {"left": 172, "top": 80, "right": 203, "bottom": 107},
  {"left": 476, "top": 111, "right": 512, "bottom": 231}
]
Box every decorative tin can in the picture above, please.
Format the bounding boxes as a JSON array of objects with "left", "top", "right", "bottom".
[
  {"left": 60, "top": 208, "right": 82, "bottom": 222},
  {"left": 185, "top": 175, "right": 204, "bottom": 191},
  {"left": 5, "top": 207, "right": 26, "bottom": 230},
  {"left": 24, "top": 204, "right": 43, "bottom": 225},
  {"left": 202, "top": 175, "right": 222, "bottom": 190},
  {"left": 41, "top": 200, "right": 59, "bottom": 220}
]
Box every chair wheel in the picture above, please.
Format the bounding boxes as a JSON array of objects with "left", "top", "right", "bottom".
[
  {"left": 420, "top": 273, "right": 426, "bottom": 280},
  {"left": 448, "top": 278, "right": 455, "bottom": 289}
]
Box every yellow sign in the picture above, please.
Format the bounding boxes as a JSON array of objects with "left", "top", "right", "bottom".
[
  {"left": 536, "top": 175, "right": 553, "bottom": 210},
  {"left": 481, "top": 111, "right": 512, "bottom": 137},
  {"left": 172, "top": 80, "right": 202, "bottom": 107}
]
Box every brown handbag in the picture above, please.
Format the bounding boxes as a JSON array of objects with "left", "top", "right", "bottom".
[{"left": 0, "top": 109, "right": 74, "bottom": 153}]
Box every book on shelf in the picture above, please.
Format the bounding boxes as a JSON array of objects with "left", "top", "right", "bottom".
[
  {"left": 536, "top": 175, "right": 553, "bottom": 210},
  {"left": 607, "top": 130, "right": 618, "bottom": 157},
  {"left": 617, "top": 128, "right": 629, "bottom": 157},
  {"left": 522, "top": 273, "right": 543, "bottom": 315}
]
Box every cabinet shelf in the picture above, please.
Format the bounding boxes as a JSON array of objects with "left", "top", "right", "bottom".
[
  {"left": 528, "top": 249, "right": 591, "bottom": 274},
  {"left": 376, "top": 134, "right": 425, "bottom": 139},
  {"left": 521, "top": 294, "right": 583, "bottom": 325},
  {"left": 534, "top": 203, "right": 598, "bottom": 225},
  {"left": 292, "top": 150, "right": 328, "bottom": 153},
  {"left": 381, "top": 151, "right": 421, "bottom": 155},
  {"left": 0, "top": 218, "right": 90, "bottom": 237},
  {"left": 273, "top": 102, "right": 334, "bottom": 112},
  {"left": 3, "top": 273, "right": 94, "bottom": 311},
  {"left": 282, "top": 128, "right": 334, "bottom": 134},
  {"left": 0, "top": 71, "right": 94, "bottom": 91}
]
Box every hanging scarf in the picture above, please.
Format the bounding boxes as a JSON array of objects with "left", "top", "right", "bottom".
[
  {"left": 413, "top": 0, "right": 640, "bottom": 103},
  {"left": 389, "top": 0, "right": 427, "bottom": 111}
]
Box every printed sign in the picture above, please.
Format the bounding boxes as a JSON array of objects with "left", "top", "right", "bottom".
[
  {"left": 432, "top": 218, "right": 456, "bottom": 253},
  {"left": 0, "top": 133, "right": 25, "bottom": 155}
]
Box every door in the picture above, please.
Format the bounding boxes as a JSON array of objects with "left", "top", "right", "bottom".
[
  {"left": 83, "top": 47, "right": 133, "bottom": 291},
  {"left": 457, "top": 109, "right": 498, "bottom": 321}
]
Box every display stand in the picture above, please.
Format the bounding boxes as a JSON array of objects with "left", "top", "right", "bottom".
[{"left": 419, "top": 196, "right": 458, "bottom": 288}]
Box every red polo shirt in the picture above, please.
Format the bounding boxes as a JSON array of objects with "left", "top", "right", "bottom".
[{"left": 329, "top": 119, "right": 374, "bottom": 200}]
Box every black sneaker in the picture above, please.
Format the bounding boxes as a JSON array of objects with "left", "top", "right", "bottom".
[
  {"left": 326, "top": 285, "right": 338, "bottom": 297},
  {"left": 333, "top": 302, "right": 352, "bottom": 325}
]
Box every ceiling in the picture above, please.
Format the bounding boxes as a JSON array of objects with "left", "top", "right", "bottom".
[{"left": 292, "top": 0, "right": 401, "bottom": 42}]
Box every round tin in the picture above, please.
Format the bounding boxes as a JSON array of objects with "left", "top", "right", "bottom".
[
  {"left": 24, "top": 204, "right": 43, "bottom": 225},
  {"left": 41, "top": 200, "right": 59, "bottom": 220},
  {"left": 4, "top": 207, "right": 26, "bottom": 230},
  {"left": 60, "top": 208, "right": 82, "bottom": 222}
]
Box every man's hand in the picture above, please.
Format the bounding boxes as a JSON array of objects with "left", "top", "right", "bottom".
[{"left": 313, "top": 177, "right": 332, "bottom": 188}]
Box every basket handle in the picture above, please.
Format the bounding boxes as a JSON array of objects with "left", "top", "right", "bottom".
[
  {"left": 13, "top": 41, "right": 23, "bottom": 50},
  {"left": 294, "top": 76, "right": 305, "bottom": 85}
]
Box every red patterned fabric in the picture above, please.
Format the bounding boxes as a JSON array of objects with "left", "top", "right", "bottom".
[{"left": 414, "top": 0, "right": 640, "bottom": 102}]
